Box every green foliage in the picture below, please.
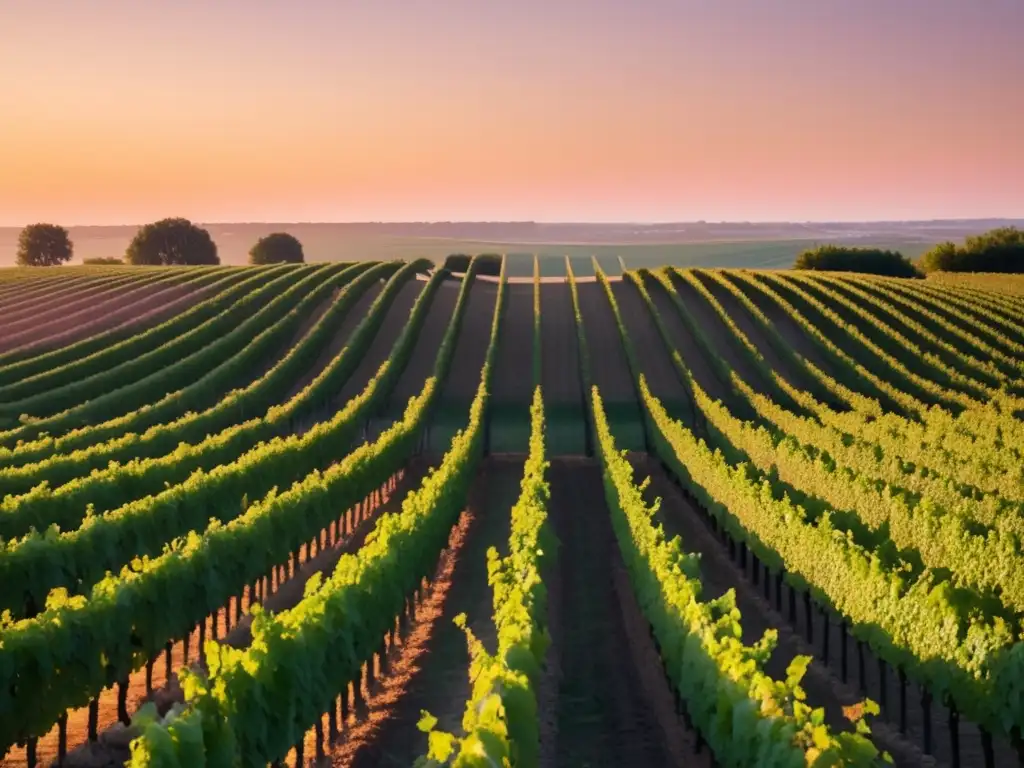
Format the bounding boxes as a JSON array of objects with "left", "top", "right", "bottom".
[
  {"left": 16, "top": 223, "right": 73, "bottom": 267},
  {"left": 82, "top": 257, "right": 123, "bottom": 265},
  {"left": 794, "top": 245, "right": 920, "bottom": 278},
  {"left": 0, "top": 268, "right": 236, "bottom": 384},
  {"left": 0, "top": 266, "right": 312, "bottom": 438},
  {"left": 126, "top": 218, "right": 219, "bottom": 266},
  {"left": 443, "top": 253, "right": 472, "bottom": 273},
  {"left": 248, "top": 232, "right": 304, "bottom": 265},
  {"left": 443, "top": 253, "right": 502, "bottom": 275},
  {"left": 125, "top": 256, "right": 505, "bottom": 766},
  {"left": 919, "top": 227, "right": 1024, "bottom": 273},
  {"left": 418, "top": 386, "right": 554, "bottom": 767}
]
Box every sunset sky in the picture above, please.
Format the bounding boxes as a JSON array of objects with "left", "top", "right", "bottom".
[{"left": 0, "top": 0, "right": 1021, "bottom": 226}]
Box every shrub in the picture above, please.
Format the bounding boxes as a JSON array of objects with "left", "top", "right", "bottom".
[
  {"left": 443, "top": 254, "right": 472, "bottom": 273},
  {"left": 919, "top": 227, "right": 1024, "bottom": 273},
  {"left": 16, "top": 224, "right": 73, "bottom": 267},
  {"left": 248, "top": 233, "right": 304, "bottom": 265},
  {"left": 83, "top": 257, "right": 123, "bottom": 265},
  {"left": 125, "top": 218, "right": 219, "bottom": 266},
  {"left": 793, "top": 245, "right": 921, "bottom": 277}
]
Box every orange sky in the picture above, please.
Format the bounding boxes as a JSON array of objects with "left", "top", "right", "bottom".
[{"left": 0, "top": 1, "right": 1021, "bottom": 225}]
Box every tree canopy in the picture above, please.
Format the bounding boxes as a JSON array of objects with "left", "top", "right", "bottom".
[
  {"left": 793, "top": 244, "right": 921, "bottom": 278},
  {"left": 125, "top": 218, "right": 219, "bottom": 266},
  {"left": 249, "top": 233, "right": 305, "bottom": 265},
  {"left": 918, "top": 227, "right": 1024, "bottom": 273},
  {"left": 16, "top": 224, "right": 73, "bottom": 267}
]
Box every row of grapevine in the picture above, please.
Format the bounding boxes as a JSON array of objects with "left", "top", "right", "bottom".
[
  {"left": 892, "top": 279, "right": 1024, "bottom": 354},
  {"left": 811, "top": 275, "right": 1015, "bottom": 389},
  {"left": 694, "top": 269, "right": 883, "bottom": 415},
  {"left": 641, "top": 378, "right": 1024, "bottom": 745},
  {"left": 1, "top": 268, "right": 188, "bottom": 336},
  {"left": 0, "top": 266, "right": 276, "bottom": 396},
  {"left": 718, "top": 271, "right": 1024, "bottom": 466},
  {"left": 0, "top": 261, "right": 406, "bottom": 499},
  {"left": 845, "top": 276, "right": 1024, "bottom": 379},
  {"left": 0, "top": 258, "right": 489, "bottom": 753},
  {"left": 1, "top": 270, "right": 160, "bottom": 328},
  {"left": 0, "top": 265, "right": 316, "bottom": 439},
  {"left": 418, "top": 386, "right": 553, "bottom": 766},
  {"left": 125, "top": 257, "right": 507, "bottom": 766},
  {"left": 0, "top": 264, "right": 458, "bottom": 614},
  {"left": 783, "top": 272, "right": 1013, "bottom": 402},
  {"left": 640, "top": 269, "right": 1024, "bottom": 610},
  {"left": 652, "top": 269, "right": 1024, "bottom": 511},
  {"left": 0, "top": 263, "right": 330, "bottom": 425},
  {"left": 582, "top": 265, "right": 885, "bottom": 765}
]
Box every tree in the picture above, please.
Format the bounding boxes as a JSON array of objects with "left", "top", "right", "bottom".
[
  {"left": 793, "top": 244, "right": 921, "bottom": 278},
  {"left": 249, "top": 232, "right": 304, "bottom": 265},
  {"left": 919, "top": 227, "right": 1024, "bottom": 273},
  {"left": 16, "top": 224, "right": 73, "bottom": 267},
  {"left": 83, "top": 257, "right": 123, "bottom": 265},
  {"left": 125, "top": 218, "right": 219, "bottom": 265}
]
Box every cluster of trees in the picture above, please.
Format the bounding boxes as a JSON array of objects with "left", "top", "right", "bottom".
[
  {"left": 15, "top": 220, "right": 307, "bottom": 267},
  {"left": 793, "top": 245, "right": 922, "bottom": 277},
  {"left": 918, "top": 227, "right": 1024, "bottom": 273}
]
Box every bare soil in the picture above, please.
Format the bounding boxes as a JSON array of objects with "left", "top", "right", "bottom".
[
  {"left": 538, "top": 281, "right": 582, "bottom": 405},
  {"left": 539, "top": 281, "right": 586, "bottom": 455},
  {"left": 0, "top": 275, "right": 143, "bottom": 327},
  {"left": 576, "top": 281, "right": 636, "bottom": 402},
  {"left": 546, "top": 458, "right": 700, "bottom": 768},
  {"left": 0, "top": 279, "right": 214, "bottom": 357},
  {"left": 491, "top": 283, "right": 534, "bottom": 404},
  {"left": 439, "top": 280, "right": 498, "bottom": 405},
  {"left": 331, "top": 460, "right": 513, "bottom": 767},
  {"left": 0, "top": 276, "right": 159, "bottom": 339},
  {"left": 577, "top": 281, "right": 645, "bottom": 450}
]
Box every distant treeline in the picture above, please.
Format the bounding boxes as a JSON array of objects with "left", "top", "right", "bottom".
[
  {"left": 794, "top": 227, "right": 1024, "bottom": 276},
  {"left": 14, "top": 219, "right": 309, "bottom": 267},
  {"left": 918, "top": 227, "right": 1024, "bottom": 273},
  {"left": 793, "top": 245, "right": 921, "bottom": 277}
]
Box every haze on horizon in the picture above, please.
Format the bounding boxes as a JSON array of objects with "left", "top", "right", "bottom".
[{"left": 1, "top": 0, "right": 1021, "bottom": 228}]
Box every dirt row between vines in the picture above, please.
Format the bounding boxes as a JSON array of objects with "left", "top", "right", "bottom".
[
  {"left": 643, "top": 273, "right": 732, "bottom": 412},
  {"left": 694, "top": 271, "right": 831, "bottom": 403},
  {"left": 546, "top": 458, "right": 706, "bottom": 768},
  {"left": 323, "top": 459, "right": 513, "bottom": 767},
  {"left": 0, "top": 277, "right": 216, "bottom": 356},
  {"left": 0, "top": 273, "right": 145, "bottom": 326},
  {"left": 491, "top": 282, "right": 534, "bottom": 404},
  {"left": 2, "top": 273, "right": 161, "bottom": 338},
  {"left": 611, "top": 279, "right": 690, "bottom": 420}
]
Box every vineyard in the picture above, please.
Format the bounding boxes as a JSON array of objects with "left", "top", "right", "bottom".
[{"left": 1, "top": 259, "right": 1023, "bottom": 768}]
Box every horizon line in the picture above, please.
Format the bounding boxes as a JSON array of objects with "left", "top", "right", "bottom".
[{"left": 2, "top": 216, "right": 1023, "bottom": 229}]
